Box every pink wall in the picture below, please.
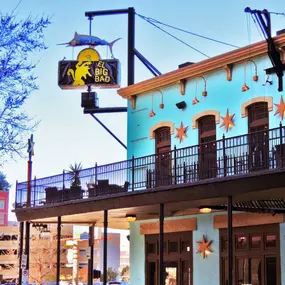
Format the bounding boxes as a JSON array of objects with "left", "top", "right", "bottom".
[{"left": 0, "top": 190, "right": 9, "bottom": 226}]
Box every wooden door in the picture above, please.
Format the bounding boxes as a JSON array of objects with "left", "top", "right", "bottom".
[
  {"left": 247, "top": 102, "right": 269, "bottom": 171},
  {"left": 198, "top": 115, "right": 217, "bottom": 179},
  {"left": 155, "top": 127, "right": 171, "bottom": 186}
]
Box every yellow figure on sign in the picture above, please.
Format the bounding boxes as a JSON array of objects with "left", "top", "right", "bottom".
[{"left": 67, "top": 61, "right": 92, "bottom": 85}]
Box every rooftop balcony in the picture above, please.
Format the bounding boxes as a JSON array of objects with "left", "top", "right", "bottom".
[{"left": 15, "top": 125, "right": 285, "bottom": 209}]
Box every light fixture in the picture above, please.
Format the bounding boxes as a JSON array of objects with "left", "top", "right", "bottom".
[
  {"left": 125, "top": 214, "right": 137, "bottom": 222},
  {"left": 176, "top": 101, "right": 187, "bottom": 109},
  {"left": 242, "top": 59, "right": 258, "bottom": 92},
  {"left": 199, "top": 207, "right": 212, "bottom": 214},
  {"left": 192, "top": 96, "right": 200, "bottom": 105},
  {"left": 149, "top": 94, "right": 156, "bottom": 117},
  {"left": 155, "top": 90, "right": 164, "bottom": 109},
  {"left": 32, "top": 223, "right": 48, "bottom": 232},
  {"left": 199, "top": 76, "right": 208, "bottom": 97},
  {"left": 39, "top": 229, "right": 51, "bottom": 239}
]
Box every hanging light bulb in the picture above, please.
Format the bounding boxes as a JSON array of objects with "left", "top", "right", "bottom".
[
  {"left": 157, "top": 90, "right": 164, "bottom": 109},
  {"left": 149, "top": 94, "right": 156, "bottom": 117},
  {"left": 200, "top": 76, "right": 208, "bottom": 97},
  {"left": 242, "top": 59, "right": 258, "bottom": 92},
  {"left": 192, "top": 96, "right": 200, "bottom": 105}
]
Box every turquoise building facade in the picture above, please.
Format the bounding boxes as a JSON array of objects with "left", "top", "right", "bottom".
[{"left": 117, "top": 34, "right": 285, "bottom": 285}]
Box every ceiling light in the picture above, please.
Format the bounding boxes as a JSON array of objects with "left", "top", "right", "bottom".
[{"left": 125, "top": 214, "right": 137, "bottom": 222}]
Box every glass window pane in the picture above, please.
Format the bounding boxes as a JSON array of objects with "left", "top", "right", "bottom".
[
  {"left": 266, "top": 256, "right": 277, "bottom": 285},
  {"left": 169, "top": 241, "right": 178, "bottom": 253},
  {"left": 221, "top": 258, "right": 228, "bottom": 285},
  {"left": 266, "top": 235, "right": 276, "bottom": 248},
  {"left": 249, "top": 258, "right": 261, "bottom": 285},
  {"left": 236, "top": 236, "right": 248, "bottom": 250},
  {"left": 181, "top": 260, "right": 191, "bottom": 285},
  {"left": 148, "top": 262, "right": 157, "bottom": 285},
  {"left": 237, "top": 258, "right": 249, "bottom": 285},
  {"left": 251, "top": 236, "right": 262, "bottom": 249}
]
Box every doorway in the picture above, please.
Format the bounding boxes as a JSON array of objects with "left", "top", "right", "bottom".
[{"left": 145, "top": 231, "right": 192, "bottom": 285}]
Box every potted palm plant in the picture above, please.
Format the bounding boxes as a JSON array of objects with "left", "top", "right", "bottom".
[{"left": 68, "top": 162, "right": 83, "bottom": 199}]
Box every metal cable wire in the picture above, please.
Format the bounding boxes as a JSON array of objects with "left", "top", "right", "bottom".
[
  {"left": 251, "top": 14, "right": 265, "bottom": 40},
  {"left": 136, "top": 13, "right": 210, "bottom": 58},
  {"left": 269, "top": 11, "right": 285, "bottom": 17},
  {"left": 136, "top": 13, "right": 240, "bottom": 48}
]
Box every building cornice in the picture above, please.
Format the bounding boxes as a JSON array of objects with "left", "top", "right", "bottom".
[{"left": 118, "top": 34, "right": 285, "bottom": 102}]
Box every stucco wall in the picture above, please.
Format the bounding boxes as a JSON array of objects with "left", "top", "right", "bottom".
[
  {"left": 193, "top": 213, "right": 220, "bottom": 285},
  {"left": 127, "top": 56, "right": 281, "bottom": 159},
  {"left": 130, "top": 221, "right": 145, "bottom": 285}
]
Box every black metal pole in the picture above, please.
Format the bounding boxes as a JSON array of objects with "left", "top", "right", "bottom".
[
  {"left": 18, "top": 222, "right": 24, "bottom": 285},
  {"left": 85, "top": 8, "right": 129, "bottom": 18},
  {"left": 159, "top": 203, "right": 164, "bottom": 285},
  {"left": 227, "top": 196, "right": 233, "bottom": 285},
  {"left": 25, "top": 221, "right": 30, "bottom": 270},
  {"left": 90, "top": 114, "right": 127, "bottom": 149},
  {"left": 88, "top": 224, "right": 94, "bottom": 285},
  {"left": 128, "top": 7, "right": 135, "bottom": 86},
  {"left": 56, "top": 216, "right": 61, "bottom": 285},
  {"left": 103, "top": 210, "right": 108, "bottom": 285}
]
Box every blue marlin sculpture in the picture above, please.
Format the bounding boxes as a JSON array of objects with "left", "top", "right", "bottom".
[{"left": 58, "top": 32, "right": 121, "bottom": 58}]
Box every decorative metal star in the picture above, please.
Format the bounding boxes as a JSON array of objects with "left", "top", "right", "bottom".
[
  {"left": 196, "top": 235, "right": 213, "bottom": 259},
  {"left": 27, "top": 134, "right": 35, "bottom": 156},
  {"left": 220, "top": 108, "right": 235, "bottom": 132},
  {"left": 175, "top": 122, "right": 188, "bottom": 143},
  {"left": 274, "top": 95, "right": 285, "bottom": 120}
]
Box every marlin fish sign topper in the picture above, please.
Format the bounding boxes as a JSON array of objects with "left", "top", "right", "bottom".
[{"left": 58, "top": 32, "right": 121, "bottom": 58}]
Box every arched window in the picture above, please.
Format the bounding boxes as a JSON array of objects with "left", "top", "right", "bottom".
[
  {"left": 247, "top": 102, "right": 269, "bottom": 171},
  {"left": 154, "top": 127, "right": 171, "bottom": 186},
  {"left": 198, "top": 115, "right": 217, "bottom": 179},
  {"left": 247, "top": 102, "right": 269, "bottom": 132}
]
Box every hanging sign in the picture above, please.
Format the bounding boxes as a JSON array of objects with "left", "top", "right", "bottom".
[{"left": 58, "top": 59, "right": 120, "bottom": 89}]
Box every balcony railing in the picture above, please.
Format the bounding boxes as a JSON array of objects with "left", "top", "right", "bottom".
[{"left": 15, "top": 125, "right": 285, "bottom": 208}]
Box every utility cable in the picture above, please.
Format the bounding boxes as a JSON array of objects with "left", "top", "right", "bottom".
[
  {"left": 136, "top": 13, "right": 240, "bottom": 49},
  {"left": 137, "top": 14, "right": 210, "bottom": 58},
  {"left": 251, "top": 14, "right": 264, "bottom": 40},
  {"left": 269, "top": 11, "right": 285, "bottom": 17}
]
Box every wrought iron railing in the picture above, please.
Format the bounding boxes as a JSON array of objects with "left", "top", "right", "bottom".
[{"left": 15, "top": 125, "right": 285, "bottom": 208}]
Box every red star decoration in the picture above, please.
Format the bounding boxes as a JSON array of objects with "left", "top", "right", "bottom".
[
  {"left": 175, "top": 122, "right": 188, "bottom": 143},
  {"left": 220, "top": 108, "right": 235, "bottom": 132},
  {"left": 196, "top": 235, "right": 213, "bottom": 259},
  {"left": 274, "top": 95, "right": 285, "bottom": 120}
]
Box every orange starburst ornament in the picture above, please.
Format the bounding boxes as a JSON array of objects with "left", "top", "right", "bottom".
[
  {"left": 220, "top": 108, "right": 235, "bottom": 132},
  {"left": 175, "top": 122, "right": 188, "bottom": 143},
  {"left": 274, "top": 95, "right": 285, "bottom": 120},
  {"left": 196, "top": 235, "right": 213, "bottom": 259}
]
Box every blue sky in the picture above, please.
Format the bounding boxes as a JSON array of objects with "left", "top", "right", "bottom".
[{"left": 2, "top": 0, "right": 285, "bottom": 219}]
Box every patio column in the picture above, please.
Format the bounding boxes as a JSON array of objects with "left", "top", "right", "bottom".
[
  {"left": 56, "top": 216, "right": 61, "bottom": 285},
  {"left": 18, "top": 222, "right": 24, "bottom": 285},
  {"left": 88, "top": 223, "right": 95, "bottom": 285},
  {"left": 24, "top": 221, "right": 30, "bottom": 270},
  {"left": 103, "top": 210, "right": 108, "bottom": 285},
  {"left": 227, "top": 196, "right": 233, "bottom": 285},
  {"left": 159, "top": 203, "right": 164, "bottom": 285}
]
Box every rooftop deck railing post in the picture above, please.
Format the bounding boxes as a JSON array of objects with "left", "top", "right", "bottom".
[
  {"left": 279, "top": 122, "right": 283, "bottom": 168},
  {"left": 132, "top": 155, "right": 135, "bottom": 191},
  {"left": 95, "top": 163, "right": 98, "bottom": 184},
  {"left": 63, "top": 170, "right": 65, "bottom": 190},
  {"left": 33, "top": 176, "right": 36, "bottom": 207},
  {"left": 174, "top": 146, "right": 177, "bottom": 184},
  {"left": 223, "top": 134, "right": 227, "bottom": 177}
]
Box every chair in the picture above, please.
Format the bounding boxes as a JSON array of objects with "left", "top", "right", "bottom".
[{"left": 45, "top": 187, "right": 58, "bottom": 204}]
